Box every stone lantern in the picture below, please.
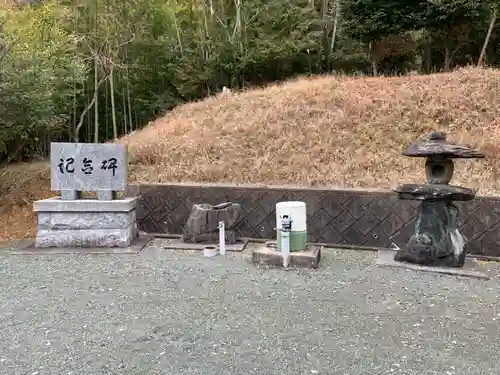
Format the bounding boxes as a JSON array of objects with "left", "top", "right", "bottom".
[{"left": 394, "top": 132, "right": 485, "bottom": 268}]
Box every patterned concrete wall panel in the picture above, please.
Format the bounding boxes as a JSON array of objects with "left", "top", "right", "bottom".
[{"left": 133, "top": 183, "right": 500, "bottom": 257}]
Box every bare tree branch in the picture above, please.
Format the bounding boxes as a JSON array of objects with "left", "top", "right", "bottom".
[{"left": 74, "top": 75, "right": 107, "bottom": 142}]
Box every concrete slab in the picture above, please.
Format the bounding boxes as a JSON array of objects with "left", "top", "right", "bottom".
[
  {"left": 159, "top": 237, "right": 248, "bottom": 251},
  {"left": 252, "top": 244, "right": 321, "bottom": 269},
  {"left": 5, "top": 235, "right": 152, "bottom": 255},
  {"left": 377, "top": 249, "right": 489, "bottom": 280}
]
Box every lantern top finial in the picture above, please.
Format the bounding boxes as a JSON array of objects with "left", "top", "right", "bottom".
[{"left": 428, "top": 131, "right": 446, "bottom": 141}]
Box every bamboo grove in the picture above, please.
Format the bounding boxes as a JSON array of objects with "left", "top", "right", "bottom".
[{"left": 0, "top": 0, "right": 499, "bottom": 162}]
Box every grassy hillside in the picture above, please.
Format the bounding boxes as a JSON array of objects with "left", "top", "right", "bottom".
[
  {"left": 125, "top": 67, "right": 498, "bottom": 193},
  {"left": 1, "top": 67, "right": 500, "bottom": 241}
]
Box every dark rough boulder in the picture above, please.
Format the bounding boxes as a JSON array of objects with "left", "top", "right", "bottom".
[
  {"left": 182, "top": 202, "right": 242, "bottom": 244},
  {"left": 394, "top": 200, "right": 466, "bottom": 268},
  {"left": 403, "top": 131, "right": 485, "bottom": 159},
  {"left": 396, "top": 184, "right": 475, "bottom": 201}
]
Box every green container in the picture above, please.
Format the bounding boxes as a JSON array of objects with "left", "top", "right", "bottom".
[{"left": 277, "top": 230, "right": 307, "bottom": 252}]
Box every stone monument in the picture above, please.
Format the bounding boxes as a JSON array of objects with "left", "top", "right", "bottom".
[
  {"left": 393, "top": 132, "right": 485, "bottom": 267},
  {"left": 33, "top": 142, "right": 138, "bottom": 248},
  {"left": 182, "top": 202, "right": 242, "bottom": 244}
]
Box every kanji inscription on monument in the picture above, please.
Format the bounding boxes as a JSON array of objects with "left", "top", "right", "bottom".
[{"left": 50, "top": 142, "right": 127, "bottom": 192}]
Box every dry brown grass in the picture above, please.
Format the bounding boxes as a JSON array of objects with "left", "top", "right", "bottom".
[
  {"left": 0, "top": 0, "right": 14, "bottom": 7},
  {"left": 125, "top": 67, "right": 500, "bottom": 195},
  {"left": 0, "top": 161, "right": 52, "bottom": 240},
  {"left": 2, "top": 67, "right": 500, "bottom": 241}
]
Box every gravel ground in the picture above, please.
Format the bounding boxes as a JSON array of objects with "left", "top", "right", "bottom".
[{"left": 1, "top": 241, "right": 499, "bottom": 375}]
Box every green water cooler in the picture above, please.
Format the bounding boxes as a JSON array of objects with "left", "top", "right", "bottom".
[{"left": 276, "top": 201, "right": 307, "bottom": 252}]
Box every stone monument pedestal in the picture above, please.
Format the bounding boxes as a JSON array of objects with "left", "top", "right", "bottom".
[{"left": 33, "top": 197, "right": 138, "bottom": 248}]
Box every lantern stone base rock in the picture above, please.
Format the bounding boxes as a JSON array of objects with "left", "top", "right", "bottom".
[{"left": 393, "top": 198, "right": 466, "bottom": 267}]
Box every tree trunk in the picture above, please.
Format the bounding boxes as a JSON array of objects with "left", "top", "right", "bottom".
[
  {"left": 426, "top": 33, "right": 432, "bottom": 73},
  {"left": 134, "top": 104, "right": 138, "bottom": 132},
  {"left": 122, "top": 74, "right": 128, "bottom": 134},
  {"left": 109, "top": 65, "right": 118, "bottom": 140},
  {"left": 172, "top": 10, "right": 184, "bottom": 54},
  {"left": 125, "top": 47, "right": 133, "bottom": 132},
  {"left": 330, "top": 0, "right": 341, "bottom": 53},
  {"left": 369, "top": 41, "right": 378, "bottom": 76},
  {"left": 126, "top": 75, "right": 133, "bottom": 132},
  {"left": 87, "top": 88, "right": 91, "bottom": 142},
  {"left": 71, "top": 83, "right": 76, "bottom": 142},
  {"left": 319, "top": 0, "right": 328, "bottom": 72},
  {"left": 94, "top": 55, "right": 99, "bottom": 143},
  {"left": 75, "top": 77, "right": 106, "bottom": 143},
  {"left": 371, "top": 59, "right": 378, "bottom": 76},
  {"left": 444, "top": 42, "right": 451, "bottom": 72},
  {"left": 478, "top": 9, "right": 497, "bottom": 66},
  {"left": 105, "top": 78, "right": 109, "bottom": 140}
]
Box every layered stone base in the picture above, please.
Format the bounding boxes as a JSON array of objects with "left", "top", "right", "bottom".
[{"left": 33, "top": 197, "right": 138, "bottom": 248}]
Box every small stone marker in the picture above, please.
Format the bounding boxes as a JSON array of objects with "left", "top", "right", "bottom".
[
  {"left": 51, "top": 142, "right": 127, "bottom": 200},
  {"left": 33, "top": 142, "right": 138, "bottom": 248},
  {"left": 163, "top": 201, "right": 247, "bottom": 251},
  {"left": 182, "top": 202, "right": 242, "bottom": 244}
]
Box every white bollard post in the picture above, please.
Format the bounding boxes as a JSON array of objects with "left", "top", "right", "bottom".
[
  {"left": 280, "top": 214, "right": 292, "bottom": 268},
  {"left": 218, "top": 221, "right": 226, "bottom": 255},
  {"left": 281, "top": 229, "right": 290, "bottom": 268}
]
